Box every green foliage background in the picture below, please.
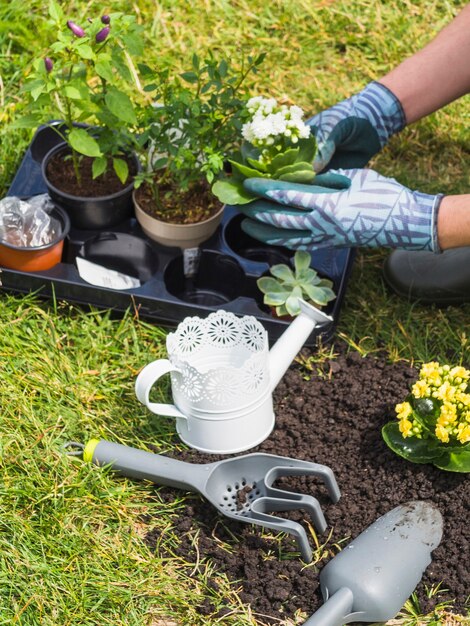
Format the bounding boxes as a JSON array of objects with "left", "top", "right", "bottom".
[{"left": 0, "top": 1, "right": 469, "bottom": 624}]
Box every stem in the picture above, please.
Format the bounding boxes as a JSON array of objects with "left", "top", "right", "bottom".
[{"left": 63, "top": 95, "right": 81, "bottom": 186}]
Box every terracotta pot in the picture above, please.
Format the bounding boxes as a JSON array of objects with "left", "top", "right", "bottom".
[
  {"left": 42, "top": 143, "right": 139, "bottom": 230},
  {"left": 133, "top": 190, "right": 224, "bottom": 249},
  {"left": 0, "top": 204, "right": 70, "bottom": 271}
]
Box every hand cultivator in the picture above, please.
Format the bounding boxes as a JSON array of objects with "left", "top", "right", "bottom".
[{"left": 67, "top": 438, "right": 340, "bottom": 563}]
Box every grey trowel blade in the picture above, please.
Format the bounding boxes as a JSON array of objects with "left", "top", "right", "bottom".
[{"left": 304, "top": 501, "right": 443, "bottom": 626}]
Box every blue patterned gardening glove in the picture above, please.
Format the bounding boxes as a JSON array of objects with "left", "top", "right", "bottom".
[
  {"left": 309, "top": 82, "right": 406, "bottom": 172},
  {"left": 240, "top": 169, "right": 443, "bottom": 252}
]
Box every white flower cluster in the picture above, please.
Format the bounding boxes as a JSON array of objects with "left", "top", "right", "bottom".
[{"left": 242, "top": 96, "right": 310, "bottom": 148}]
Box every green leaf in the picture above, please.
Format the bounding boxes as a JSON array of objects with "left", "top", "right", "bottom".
[
  {"left": 433, "top": 448, "right": 470, "bottom": 473},
  {"left": 293, "top": 249, "right": 311, "bottom": 272},
  {"left": 269, "top": 264, "right": 295, "bottom": 283},
  {"left": 241, "top": 142, "right": 261, "bottom": 162},
  {"left": 48, "top": 0, "right": 63, "bottom": 21},
  {"left": 229, "top": 160, "right": 269, "bottom": 179},
  {"left": 273, "top": 160, "right": 316, "bottom": 183},
  {"left": 267, "top": 148, "right": 300, "bottom": 174},
  {"left": 104, "top": 88, "right": 137, "bottom": 124},
  {"left": 285, "top": 286, "right": 303, "bottom": 316},
  {"left": 121, "top": 32, "right": 144, "bottom": 57},
  {"left": 76, "top": 44, "right": 94, "bottom": 60},
  {"left": 31, "top": 83, "right": 46, "bottom": 101},
  {"left": 211, "top": 179, "right": 257, "bottom": 205},
  {"left": 113, "top": 158, "right": 129, "bottom": 184},
  {"left": 381, "top": 422, "right": 445, "bottom": 464},
  {"left": 92, "top": 156, "right": 107, "bottom": 179},
  {"left": 68, "top": 128, "right": 102, "bottom": 157},
  {"left": 180, "top": 71, "right": 198, "bottom": 84},
  {"left": 10, "top": 114, "right": 42, "bottom": 129},
  {"left": 257, "top": 277, "right": 288, "bottom": 295},
  {"left": 264, "top": 293, "right": 289, "bottom": 306},
  {"left": 297, "top": 135, "right": 317, "bottom": 164},
  {"left": 302, "top": 283, "right": 334, "bottom": 306},
  {"left": 279, "top": 169, "right": 316, "bottom": 183},
  {"left": 247, "top": 157, "right": 268, "bottom": 173},
  {"left": 63, "top": 85, "right": 83, "bottom": 100},
  {"left": 95, "top": 61, "right": 115, "bottom": 83}
]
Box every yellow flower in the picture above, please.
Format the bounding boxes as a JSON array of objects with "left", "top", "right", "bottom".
[
  {"left": 435, "top": 424, "right": 450, "bottom": 443},
  {"left": 449, "top": 366, "right": 470, "bottom": 381},
  {"left": 399, "top": 418, "right": 413, "bottom": 437},
  {"left": 420, "top": 362, "right": 440, "bottom": 377},
  {"left": 457, "top": 423, "right": 470, "bottom": 444},
  {"left": 395, "top": 402, "right": 413, "bottom": 420},
  {"left": 434, "top": 381, "right": 457, "bottom": 402},
  {"left": 425, "top": 370, "right": 442, "bottom": 387},
  {"left": 438, "top": 402, "right": 457, "bottom": 425},
  {"left": 411, "top": 380, "right": 431, "bottom": 398}
]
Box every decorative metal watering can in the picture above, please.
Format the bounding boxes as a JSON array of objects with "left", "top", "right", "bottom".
[{"left": 135, "top": 300, "right": 332, "bottom": 454}]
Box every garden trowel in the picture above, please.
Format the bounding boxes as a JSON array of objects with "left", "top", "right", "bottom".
[{"left": 303, "top": 501, "right": 443, "bottom": 626}]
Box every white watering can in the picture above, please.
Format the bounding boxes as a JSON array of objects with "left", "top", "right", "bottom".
[{"left": 135, "top": 300, "right": 332, "bottom": 454}]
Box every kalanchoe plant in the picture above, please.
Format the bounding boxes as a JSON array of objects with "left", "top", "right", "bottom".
[
  {"left": 257, "top": 249, "right": 335, "bottom": 317},
  {"left": 382, "top": 361, "right": 470, "bottom": 472},
  {"left": 15, "top": 0, "right": 143, "bottom": 186},
  {"left": 133, "top": 52, "right": 264, "bottom": 223},
  {"left": 212, "top": 96, "right": 317, "bottom": 206}
]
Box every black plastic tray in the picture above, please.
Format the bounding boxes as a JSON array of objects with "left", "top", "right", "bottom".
[{"left": 2, "top": 126, "right": 355, "bottom": 345}]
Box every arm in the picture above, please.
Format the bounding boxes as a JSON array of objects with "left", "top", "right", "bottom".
[
  {"left": 309, "top": 4, "right": 470, "bottom": 171},
  {"left": 437, "top": 195, "right": 470, "bottom": 250},
  {"left": 380, "top": 4, "right": 470, "bottom": 123}
]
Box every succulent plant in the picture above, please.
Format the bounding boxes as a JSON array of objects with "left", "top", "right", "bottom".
[{"left": 257, "top": 249, "right": 336, "bottom": 317}]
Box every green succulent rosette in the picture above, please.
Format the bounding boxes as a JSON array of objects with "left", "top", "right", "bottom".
[{"left": 382, "top": 362, "right": 470, "bottom": 472}]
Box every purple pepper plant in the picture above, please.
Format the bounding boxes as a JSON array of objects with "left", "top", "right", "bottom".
[{"left": 15, "top": 0, "right": 144, "bottom": 186}]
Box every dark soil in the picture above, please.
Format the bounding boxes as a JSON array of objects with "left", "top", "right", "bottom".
[
  {"left": 134, "top": 178, "right": 222, "bottom": 224},
  {"left": 143, "top": 345, "right": 469, "bottom": 623},
  {"left": 46, "top": 149, "right": 137, "bottom": 197}
]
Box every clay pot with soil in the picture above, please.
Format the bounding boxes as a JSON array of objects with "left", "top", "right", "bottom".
[{"left": 133, "top": 178, "right": 224, "bottom": 249}]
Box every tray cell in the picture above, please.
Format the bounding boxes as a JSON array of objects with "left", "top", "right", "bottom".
[
  {"left": 77, "top": 232, "right": 159, "bottom": 283},
  {"left": 165, "top": 250, "right": 245, "bottom": 306}
]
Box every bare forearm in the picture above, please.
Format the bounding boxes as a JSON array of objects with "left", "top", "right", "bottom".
[
  {"left": 380, "top": 4, "right": 470, "bottom": 124},
  {"left": 437, "top": 195, "right": 470, "bottom": 250}
]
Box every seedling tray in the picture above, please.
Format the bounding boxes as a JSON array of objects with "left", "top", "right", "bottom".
[{"left": 2, "top": 126, "right": 355, "bottom": 345}]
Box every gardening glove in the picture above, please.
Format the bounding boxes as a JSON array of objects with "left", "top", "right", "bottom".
[
  {"left": 239, "top": 169, "right": 443, "bottom": 252},
  {"left": 308, "top": 81, "right": 406, "bottom": 172}
]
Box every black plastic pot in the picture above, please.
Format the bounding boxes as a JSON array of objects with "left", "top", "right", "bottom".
[{"left": 42, "top": 142, "right": 139, "bottom": 230}]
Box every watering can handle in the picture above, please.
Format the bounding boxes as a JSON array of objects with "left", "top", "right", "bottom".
[
  {"left": 302, "top": 587, "right": 356, "bottom": 626},
  {"left": 135, "top": 360, "right": 187, "bottom": 419}
]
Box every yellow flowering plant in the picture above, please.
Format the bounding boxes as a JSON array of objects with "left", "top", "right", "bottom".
[{"left": 382, "top": 362, "right": 470, "bottom": 472}]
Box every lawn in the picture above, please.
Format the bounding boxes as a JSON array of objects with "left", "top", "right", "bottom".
[{"left": 0, "top": 1, "right": 469, "bottom": 624}]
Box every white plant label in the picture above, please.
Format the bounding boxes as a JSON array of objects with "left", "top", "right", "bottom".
[{"left": 76, "top": 257, "right": 141, "bottom": 290}]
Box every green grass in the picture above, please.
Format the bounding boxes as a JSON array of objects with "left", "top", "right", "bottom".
[{"left": 0, "top": 1, "right": 469, "bottom": 624}]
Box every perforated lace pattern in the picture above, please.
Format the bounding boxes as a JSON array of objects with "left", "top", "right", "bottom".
[{"left": 167, "top": 311, "right": 270, "bottom": 409}]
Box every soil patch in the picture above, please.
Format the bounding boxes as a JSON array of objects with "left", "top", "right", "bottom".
[
  {"left": 134, "top": 178, "right": 222, "bottom": 224},
  {"left": 144, "top": 345, "right": 469, "bottom": 623},
  {"left": 46, "top": 149, "right": 137, "bottom": 197}
]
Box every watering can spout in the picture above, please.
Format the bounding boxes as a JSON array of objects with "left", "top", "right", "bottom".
[{"left": 268, "top": 299, "right": 332, "bottom": 390}]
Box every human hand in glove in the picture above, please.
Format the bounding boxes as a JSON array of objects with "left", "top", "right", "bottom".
[
  {"left": 240, "top": 169, "right": 443, "bottom": 253},
  {"left": 309, "top": 82, "right": 405, "bottom": 172}
]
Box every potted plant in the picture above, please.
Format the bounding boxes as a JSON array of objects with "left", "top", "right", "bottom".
[
  {"left": 15, "top": 0, "right": 143, "bottom": 229},
  {"left": 132, "top": 52, "right": 264, "bottom": 249},
  {"left": 382, "top": 361, "right": 470, "bottom": 472},
  {"left": 212, "top": 95, "right": 317, "bottom": 206},
  {"left": 257, "top": 249, "right": 336, "bottom": 318}
]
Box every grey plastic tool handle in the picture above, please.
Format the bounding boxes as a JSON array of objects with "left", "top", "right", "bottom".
[
  {"left": 88, "top": 439, "right": 209, "bottom": 493},
  {"left": 302, "top": 588, "right": 355, "bottom": 626}
]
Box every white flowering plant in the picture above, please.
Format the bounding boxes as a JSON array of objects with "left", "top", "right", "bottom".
[
  {"left": 212, "top": 96, "right": 317, "bottom": 205},
  {"left": 382, "top": 361, "right": 470, "bottom": 472}
]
